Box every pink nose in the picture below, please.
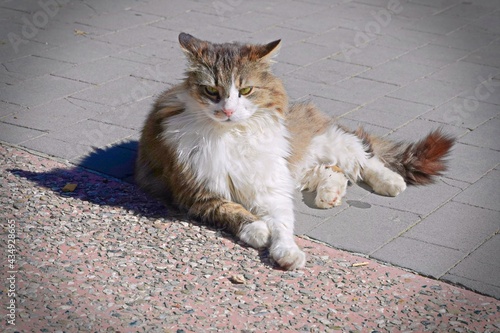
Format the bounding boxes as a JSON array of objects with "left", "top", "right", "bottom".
[{"left": 222, "top": 108, "right": 234, "bottom": 117}]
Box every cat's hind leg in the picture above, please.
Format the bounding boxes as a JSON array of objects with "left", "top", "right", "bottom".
[
  {"left": 301, "top": 164, "right": 349, "bottom": 209},
  {"left": 362, "top": 156, "right": 407, "bottom": 196}
]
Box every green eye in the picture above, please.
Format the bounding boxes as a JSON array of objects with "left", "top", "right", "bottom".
[
  {"left": 239, "top": 86, "right": 253, "bottom": 96},
  {"left": 204, "top": 86, "right": 219, "bottom": 96}
]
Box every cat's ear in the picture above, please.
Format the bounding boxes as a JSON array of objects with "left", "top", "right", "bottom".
[
  {"left": 255, "top": 39, "right": 282, "bottom": 62},
  {"left": 178, "top": 32, "right": 207, "bottom": 58}
]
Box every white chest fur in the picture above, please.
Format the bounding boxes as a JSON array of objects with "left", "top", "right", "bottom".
[{"left": 162, "top": 111, "right": 293, "bottom": 209}]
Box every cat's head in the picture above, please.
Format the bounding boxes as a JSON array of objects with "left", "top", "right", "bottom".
[{"left": 178, "top": 32, "right": 288, "bottom": 124}]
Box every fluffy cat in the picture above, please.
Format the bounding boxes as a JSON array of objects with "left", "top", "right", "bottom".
[{"left": 135, "top": 33, "right": 454, "bottom": 270}]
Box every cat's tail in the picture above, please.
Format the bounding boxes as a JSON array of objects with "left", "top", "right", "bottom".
[{"left": 355, "top": 128, "right": 455, "bottom": 185}]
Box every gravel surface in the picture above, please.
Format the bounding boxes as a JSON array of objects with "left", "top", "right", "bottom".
[{"left": 1, "top": 143, "right": 499, "bottom": 332}]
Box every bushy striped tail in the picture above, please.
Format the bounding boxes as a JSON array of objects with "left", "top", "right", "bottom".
[{"left": 356, "top": 128, "right": 455, "bottom": 185}]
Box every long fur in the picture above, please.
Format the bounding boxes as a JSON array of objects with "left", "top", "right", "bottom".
[
  {"left": 135, "top": 33, "right": 455, "bottom": 270},
  {"left": 354, "top": 128, "right": 455, "bottom": 185}
]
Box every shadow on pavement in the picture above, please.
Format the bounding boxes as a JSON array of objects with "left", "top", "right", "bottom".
[{"left": 8, "top": 141, "right": 178, "bottom": 220}]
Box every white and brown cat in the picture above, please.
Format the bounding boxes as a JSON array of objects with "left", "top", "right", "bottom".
[{"left": 136, "top": 33, "right": 454, "bottom": 270}]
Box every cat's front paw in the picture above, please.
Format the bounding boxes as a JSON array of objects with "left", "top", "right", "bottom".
[
  {"left": 315, "top": 188, "right": 344, "bottom": 208},
  {"left": 372, "top": 172, "right": 407, "bottom": 197},
  {"left": 270, "top": 240, "right": 306, "bottom": 270},
  {"left": 238, "top": 220, "right": 271, "bottom": 248}
]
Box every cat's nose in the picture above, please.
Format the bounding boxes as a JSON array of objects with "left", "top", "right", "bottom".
[{"left": 222, "top": 108, "right": 234, "bottom": 117}]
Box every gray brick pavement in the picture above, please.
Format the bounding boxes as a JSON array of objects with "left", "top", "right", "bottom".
[{"left": 1, "top": 0, "right": 499, "bottom": 299}]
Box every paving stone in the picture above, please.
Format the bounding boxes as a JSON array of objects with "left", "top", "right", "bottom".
[
  {"left": 463, "top": 40, "right": 500, "bottom": 69},
  {"left": 344, "top": 106, "right": 417, "bottom": 130},
  {"left": 21, "top": 135, "right": 94, "bottom": 161},
  {"left": 54, "top": 57, "right": 144, "bottom": 85},
  {"left": 358, "top": 59, "right": 437, "bottom": 86},
  {"left": 282, "top": 76, "right": 330, "bottom": 100},
  {"left": 306, "top": 27, "right": 366, "bottom": 56},
  {"left": 365, "top": 177, "right": 461, "bottom": 216},
  {"left": 307, "top": 205, "right": 420, "bottom": 254},
  {"left": 91, "top": 97, "right": 155, "bottom": 130},
  {"left": 396, "top": 44, "right": 470, "bottom": 68},
  {"left": 278, "top": 41, "right": 333, "bottom": 66},
  {"left": 0, "top": 64, "right": 25, "bottom": 87},
  {"left": 294, "top": 211, "right": 330, "bottom": 236},
  {"left": 429, "top": 62, "right": 500, "bottom": 92},
  {"left": 337, "top": 118, "right": 392, "bottom": 137},
  {"left": 309, "top": 96, "right": 359, "bottom": 118},
  {"left": 0, "top": 75, "right": 89, "bottom": 108},
  {"left": 446, "top": 143, "right": 500, "bottom": 184},
  {"left": 69, "top": 76, "right": 165, "bottom": 107},
  {"left": 373, "top": 29, "right": 437, "bottom": 51},
  {"left": 332, "top": 43, "right": 406, "bottom": 68},
  {"left": 316, "top": 77, "right": 398, "bottom": 106},
  {"left": 247, "top": 26, "right": 312, "bottom": 45},
  {"left": 152, "top": 11, "right": 226, "bottom": 39},
  {"left": 404, "top": 14, "right": 470, "bottom": 35},
  {"left": 458, "top": 117, "right": 500, "bottom": 151},
  {"left": 4, "top": 55, "right": 73, "bottom": 79},
  {"left": 34, "top": 38, "right": 125, "bottom": 64},
  {"left": 453, "top": 169, "right": 500, "bottom": 212},
  {"left": 387, "top": 78, "right": 462, "bottom": 107},
  {"left": 0, "top": 32, "right": 54, "bottom": 63},
  {"left": 288, "top": 58, "right": 369, "bottom": 85},
  {"left": 365, "top": 96, "right": 431, "bottom": 119},
  {"left": 440, "top": 2, "right": 495, "bottom": 19},
  {"left": 0, "top": 101, "right": 22, "bottom": 119},
  {"left": 430, "top": 29, "right": 498, "bottom": 51},
  {"left": 371, "top": 236, "right": 464, "bottom": 278},
  {"left": 112, "top": 40, "right": 179, "bottom": 66},
  {"left": 273, "top": 62, "right": 300, "bottom": 77},
  {"left": 443, "top": 270, "right": 500, "bottom": 300},
  {"left": 397, "top": 1, "right": 442, "bottom": 18},
  {"left": 215, "top": 12, "right": 285, "bottom": 33},
  {"left": 469, "top": 12, "right": 500, "bottom": 35},
  {"left": 404, "top": 201, "right": 499, "bottom": 251},
  {"left": 278, "top": 9, "right": 344, "bottom": 33},
  {"left": 94, "top": 25, "right": 172, "bottom": 48},
  {"left": 2, "top": 98, "right": 99, "bottom": 132},
  {"left": 131, "top": 0, "right": 208, "bottom": 18},
  {"left": 32, "top": 20, "right": 108, "bottom": 47},
  {"left": 76, "top": 10, "right": 162, "bottom": 31},
  {"left": 130, "top": 60, "right": 185, "bottom": 85},
  {"left": 251, "top": 0, "right": 328, "bottom": 18},
  {"left": 0, "top": 122, "right": 46, "bottom": 144},
  {"left": 420, "top": 97, "right": 498, "bottom": 129},
  {"left": 405, "top": 0, "right": 462, "bottom": 10},
  {"left": 63, "top": 0, "right": 142, "bottom": 14},
  {"left": 443, "top": 234, "right": 500, "bottom": 299},
  {"left": 46, "top": 119, "right": 136, "bottom": 150}
]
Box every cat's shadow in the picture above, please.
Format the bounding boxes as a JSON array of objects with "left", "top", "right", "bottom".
[{"left": 9, "top": 141, "right": 276, "bottom": 269}]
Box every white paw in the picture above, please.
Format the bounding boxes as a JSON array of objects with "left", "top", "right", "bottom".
[
  {"left": 238, "top": 220, "right": 271, "bottom": 248},
  {"left": 372, "top": 172, "right": 407, "bottom": 197},
  {"left": 315, "top": 173, "right": 348, "bottom": 209},
  {"left": 315, "top": 188, "right": 344, "bottom": 208},
  {"left": 270, "top": 240, "right": 306, "bottom": 270}
]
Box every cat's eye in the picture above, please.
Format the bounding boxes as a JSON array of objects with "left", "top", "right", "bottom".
[
  {"left": 204, "top": 86, "right": 219, "bottom": 96},
  {"left": 239, "top": 86, "right": 253, "bottom": 96}
]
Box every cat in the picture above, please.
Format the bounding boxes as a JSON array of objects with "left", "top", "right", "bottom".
[{"left": 135, "top": 32, "right": 454, "bottom": 270}]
